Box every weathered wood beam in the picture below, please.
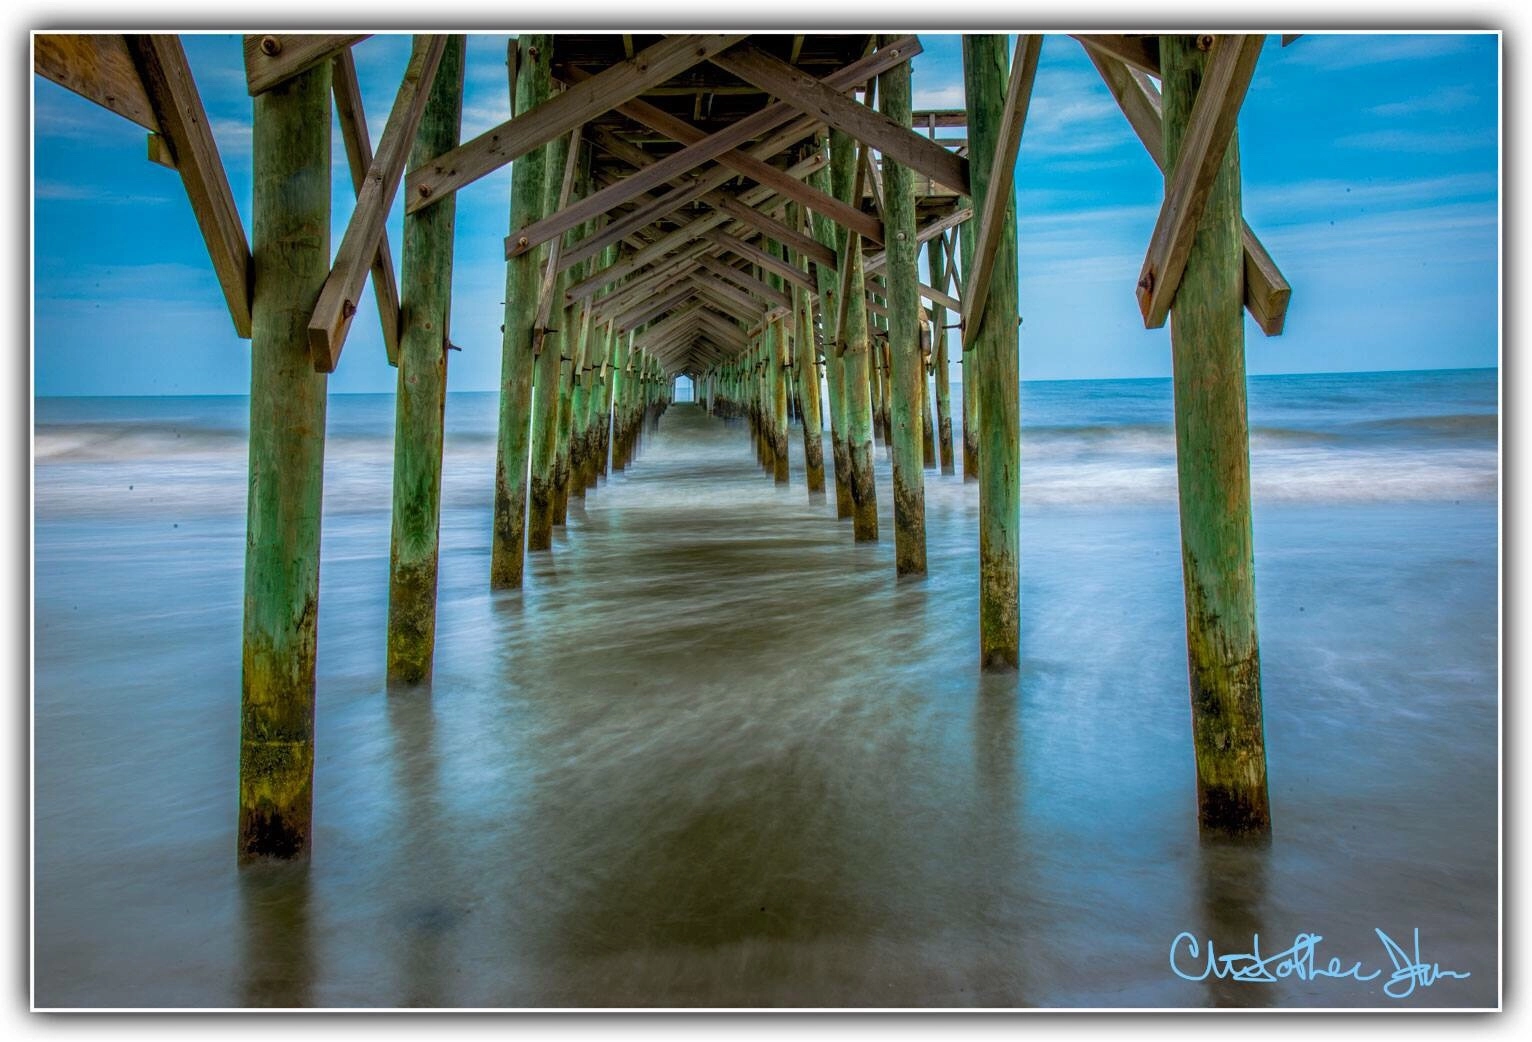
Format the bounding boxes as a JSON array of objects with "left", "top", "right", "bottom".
[
  {"left": 698, "top": 254, "right": 795, "bottom": 309},
  {"left": 568, "top": 68, "right": 882, "bottom": 246},
  {"left": 1071, "top": 34, "right": 1160, "bottom": 77},
  {"left": 331, "top": 48, "right": 402, "bottom": 364},
  {"left": 243, "top": 33, "right": 369, "bottom": 95},
  {"left": 509, "top": 39, "right": 918, "bottom": 258},
  {"left": 961, "top": 34, "right": 1041, "bottom": 343},
  {"left": 611, "top": 283, "right": 696, "bottom": 333},
  {"left": 35, "top": 34, "right": 159, "bottom": 131},
  {"left": 714, "top": 194, "right": 837, "bottom": 269},
  {"left": 533, "top": 123, "right": 585, "bottom": 350},
  {"left": 408, "top": 34, "right": 746, "bottom": 212},
  {"left": 710, "top": 42, "right": 970, "bottom": 194},
  {"left": 692, "top": 274, "right": 770, "bottom": 322},
  {"left": 308, "top": 34, "right": 446, "bottom": 372},
  {"left": 1136, "top": 34, "right": 1264, "bottom": 329},
  {"left": 707, "top": 231, "right": 818, "bottom": 296},
  {"left": 125, "top": 34, "right": 254, "bottom": 339},
  {"left": 1085, "top": 45, "right": 1289, "bottom": 334},
  {"left": 593, "top": 247, "right": 715, "bottom": 324}
]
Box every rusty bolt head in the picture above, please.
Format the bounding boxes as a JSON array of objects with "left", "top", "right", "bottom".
[
  {"left": 517, "top": 236, "right": 529, "bottom": 248},
  {"left": 1196, "top": 34, "right": 1215, "bottom": 52},
  {"left": 342, "top": 299, "right": 356, "bottom": 319},
  {"left": 259, "top": 35, "right": 282, "bottom": 57},
  {"left": 417, "top": 184, "right": 432, "bottom": 199},
  {"left": 528, "top": 45, "right": 539, "bottom": 60}
]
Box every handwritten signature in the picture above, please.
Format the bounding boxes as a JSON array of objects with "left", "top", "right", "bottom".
[{"left": 1170, "top": 928, "right": 1470, "bottom": 998}]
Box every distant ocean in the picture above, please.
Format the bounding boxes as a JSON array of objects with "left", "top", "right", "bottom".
[{"left": 33, "top": 367, "right": 1500, "bottom": 1008}]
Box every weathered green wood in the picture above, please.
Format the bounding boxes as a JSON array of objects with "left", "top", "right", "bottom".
[
  {"left": 238, "top": 61, "right": 331, "bottom": 862},
  {"left": 768, "top": 248, "right": 791, "bottom": 485},
  {"left": 609, "top": 330, "right": 630, "bottom": 471},
  {"left": 879, "top": 43, "right": 926, "bottom": 575},
  {"left": 527, "top": 125, "right": 572, "bottom": 551},
  {"left": 566, "top": 271, "right": 595, "bottom": 502},
  {"left": 790, "top": 201, "right": 826, "bottom": 496},
  {"left": 964, "top": 35, "right": 1021, "bottom": 669},
  {"left": 928, "top": 237, "right": 956, "bottom": 474},
  {"left": 1162, "top": 34, "right": 1271, "bottom": 837},
  {"left": 957, "top": 209, "right": 979, "bottom": 481},
  {"left": 553, "top": 203, "right": 592, "bottom": 525},
  {"left": 809, "top": 140, "right": 853, "bottom": 519},
  {"left": 831, "top": 130, "right": 878, "bottom": 541},
  {"left": 920, "top": 354, "right": 937, "bottom": 470},
  {"left": 386, "top": 34, "right": 464, "bottom": 685},
  {"left": 491, "top": 35, "right": 553, "bottom": 584}
]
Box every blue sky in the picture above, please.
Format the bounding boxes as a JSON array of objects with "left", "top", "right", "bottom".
[{"left": 32, "top": 32, "right": 1499, "bottom": 395}]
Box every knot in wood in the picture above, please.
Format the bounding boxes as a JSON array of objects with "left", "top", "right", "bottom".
[{"left": 259, "top": 35, "right": 282, "bottom": 56}]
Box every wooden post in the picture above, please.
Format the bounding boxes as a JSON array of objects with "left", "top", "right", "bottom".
[
  {"left": 790, "top": 200, "right": 826, "bottom": 496},
  {"left": 928, "top": 237, "right": 956, "bottom": 474},
  {"left": 1162, "top": 34, "right": 1271, "bottom": 836},
  {"left": 879, "top": 44, "right": 926, "bottom": 575},
  {"left": 810, "top": 141, "right": 853, "bottom": 519},
  {"left": 238, "top": 59, "right": 331, "bottom": 862},
  {"left": 608, "top": 329, "right": 629, "bottom": 471},
  {"left": 768, "top": 249, "right": 790, "bottom": 485},
  {"left": 386, "top": 34, "right": 464, "bottom": 684},
  {"left": 527, "top": 126, "right": 572, "bottom": 551},
  {"left": 492, "top": 35, "right": 552, "bottom": 582},
  {"left": 831, "top": 130, "right": 878, "bottom": 541},
  {"left": 957, "top": 218, "right": 980, "bottom": 481},
  {"left": 964, "top": 35, "right": 1021, "bottom": 669}
]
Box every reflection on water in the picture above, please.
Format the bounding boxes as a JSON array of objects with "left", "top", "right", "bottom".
[{"left": 33, "top": 399, "right": 1499, "bottom": 1008}]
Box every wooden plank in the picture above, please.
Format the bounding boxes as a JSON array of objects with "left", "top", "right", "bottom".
[
  {"left": 124, "top": 34, "right": 253, "bottom": 338},
  {"left": 1136, "top": 34, "right": 1265, "bottom": 329},
  {"left": 711, "top": 42, "right": 970, "bottom": 195},
  {"left": 407, "top": 34, "right": 746, "bottom": 212},
  {"left": 611, "top": 283, "right": 695, "bottom": 333},
  {"left": 912, "top": 108, "right": 967, "bottom": 128},
  {"left": 308, "top": 35, "right": 447, "bottom": 372},
  {"left": 332, "top": 48, "right": 402, "bottom": 365},
  {"left": 1084, "top": 45, "right": 1289, "bottom": 335},
  {"left": 962, "top": 34, "right": 1041, "bottom": 342},
  {"left": 693, "top": 274, "right": 770, "bottom": 321},
  {"left": 146, "top": 131, "right": 176, "bottom": 168},
  {"left": 35, "top": 34, "right": 159, "bottom": 131},
  {"left": 560, "top": 147, "right": 830, "bottom": 274},
  {"left": 1070, "top": 34, "right": 1160, "bottom": 77},
  {"left": 706, "top": 231, "right": 817, "bottom": 296},
  {"left": 507, "top": 39, "right": 919, "bottom": 258},
  {"left": 533, "top": 124, "right": 584, "bottom": 348},
  {"left": 243, "top": 33, "right": 369, "bottom": 95},
  {"left": 697, "top": 255, "right": 794, "bottom": 309},
  {"left": 715, "top": 194, "right": 837, "bottom": 269},
  {"left": 569, "top": 68, "right": 884, "bottom": 247},
  {"left": 863, "top": 206, "right": 971, "bottom": 276}
]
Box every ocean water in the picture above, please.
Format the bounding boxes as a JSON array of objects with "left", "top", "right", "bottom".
[{"left": 33, "top": 367, "right": 1499, "bottom": 1008}]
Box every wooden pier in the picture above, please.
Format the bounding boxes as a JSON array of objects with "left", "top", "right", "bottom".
[{"left": 35, "top": 31, "right": 1294, "bottom": 859}]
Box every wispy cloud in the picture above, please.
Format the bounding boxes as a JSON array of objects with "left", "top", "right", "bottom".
[
  {"left": 913, "top": 81, "right": 964, "bottom": 109},
  {"left": 36, "top": 181, "right": 171, "bottom": 205},
  {"left": 1334, "top": 128, "right": 1495, "bottom": 154},
  {"left": 1282, "top": 33, "right": 1479, "bottom": 71},
  {"left": 1367, "top": 85, "right": 1478, "bottom": 118}
]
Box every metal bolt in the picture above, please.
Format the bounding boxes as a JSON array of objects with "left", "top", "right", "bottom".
[
  {"left": 259, "top": 35, "right": 281, "bottom": 57},
  {"left": 517, "top": 236, "right": 529, "bottom": 248},
  {"left": 1196, "top": 35, "right": 1215, "bottom": 52},
  {"left": 1138, "top": 272, "right": 1155, "bottom": 293},
  {"left": 341, "top": 300, "right": 356, "bottom": 319},
  {"left": 417, "top": 184, "right": 432, "bottom": 199}
]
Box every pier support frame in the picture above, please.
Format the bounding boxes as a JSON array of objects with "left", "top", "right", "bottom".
[
  {"left": 928, "top": 238, "right": 956, "bottom": 474},
  {"left": 238, "top": 61, "right": 331, "bottom": 861},
  {"left": 386, "top": 35, "right": 465, "bottom": 683},
  {"left": 1162, "top": 34, "right": 1271, "bottom": 837},
  {"left": 879, "top": 43, "right": 926, "bottom": 575},
  {"left": 830, "top": 129, "right": 878, "bottom": 541},
  {"left": 527, "top": 127, "right": 574, "bottom": 551},
  {"left": 810, "top": 147, "right": 853, "bottom": 518},
  {"left": 964, "top": 35, "right": 1021, "bottom": 669},
  {"left": 492, "top": 35, "right": 553, "bottom": 581}
]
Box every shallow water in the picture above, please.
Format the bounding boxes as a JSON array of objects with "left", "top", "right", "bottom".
[{"left": 34, "top": 371, "right": 1499, "bottom": 1008}]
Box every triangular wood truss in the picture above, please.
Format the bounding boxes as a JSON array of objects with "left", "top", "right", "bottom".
[{"left": 34, "top": 32, "right": 1292, "bottom": 379}]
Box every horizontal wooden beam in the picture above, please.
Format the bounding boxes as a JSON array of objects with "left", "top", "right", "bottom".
[
  {"left": 507, "top": 38, "right": 918, "bottom": 258},
  {"left": 1136, "top": 34, "right": 1265, "bottom": 329},
  {"left": 711, "top": 41, "right": 970, "bottom": 195},
  {"left": 126, "top": 34, "right": 253, "bottom": 339},
  {"left": 863, "top": 205, "right": 972, "bottom": 275},
  {"left": 1084, "top": 44, "right": 1289, "bottom": 335},
  {"left": 1071, "top": 34, "right": 1160, "bottom": 77},
  {"left": 243, "top": 34, "right": 368, "bottom": 95},
  {"left": 571, "top": 67, "right": 883, "bottom": 246},
  {"left": 697, "top": 255, "right": 794, "bottom": 310},
  {"left": 408, "top": 34, "right": 745, "bottom": 212},
  {"left": 331, "top": 48, "right": 402, "bottom": 365},
  {"left": 35, "top": 34, "right": 160, "bottom": 131},
  {"left": 706, "top": 232, "right": 817, "bottom": 296},
  {"left": 309, "top": 34, "right": 446, "bottom": 372},
  {"left": 962, "top": 35, "right": 1041, "bottom": 343}
]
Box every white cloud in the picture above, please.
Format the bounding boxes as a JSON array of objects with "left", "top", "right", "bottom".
[
  {"left": 1334, "top": 128, "right": 1495, "bottom": 155},
  {"left": 1281, "top": 33, "right": 1479, "bottom": 71},
  {"left": 1367, "top": 85, "right": 1479, "bottom": 118}
]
